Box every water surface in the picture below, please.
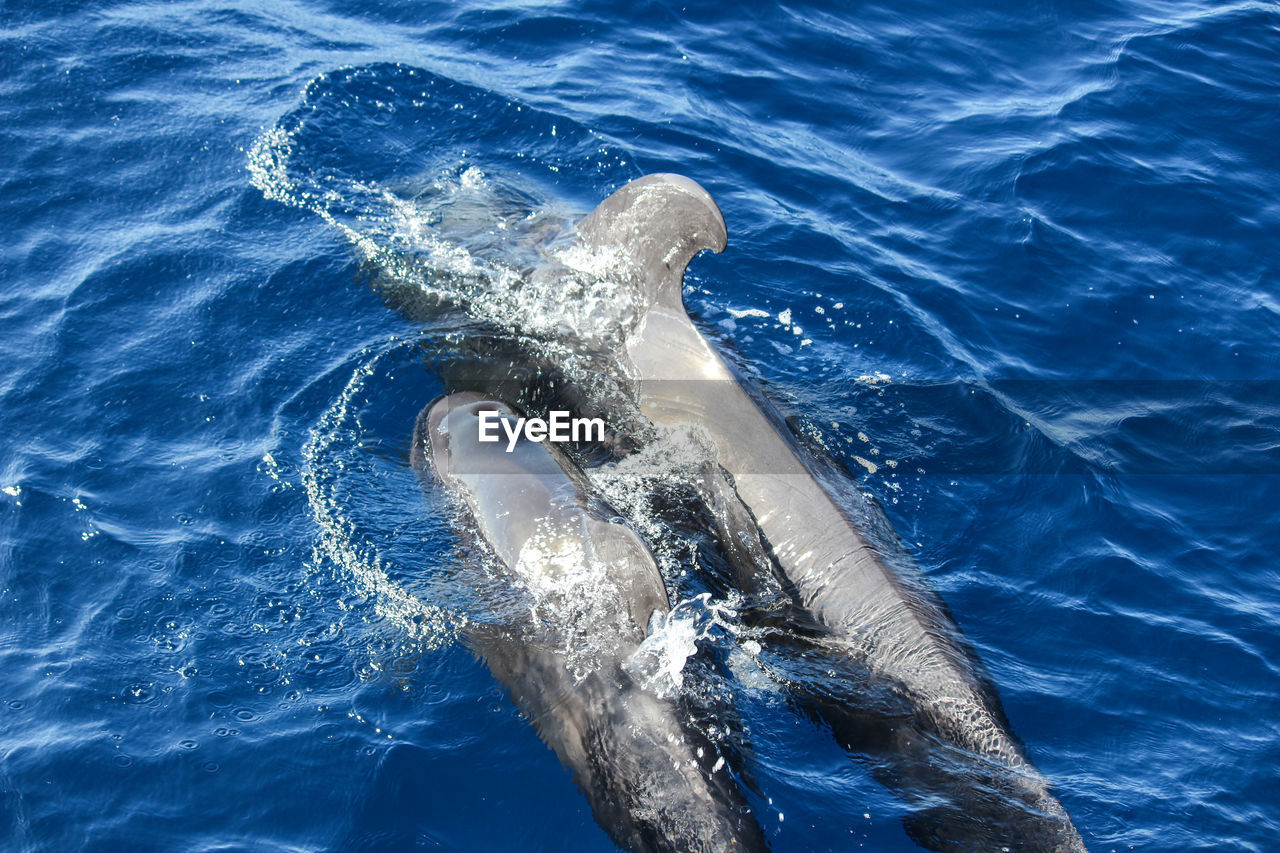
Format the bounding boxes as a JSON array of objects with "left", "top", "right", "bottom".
[{"left": 2, "top": 1, "right": 1278, "bottom": 850}]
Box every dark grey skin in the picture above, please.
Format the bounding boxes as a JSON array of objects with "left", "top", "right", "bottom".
[
  {"left": 412, "top": 392, "right": 769, "bottom": 853},
  {"left": 562, "top": 174, "right": 1087, "bottom": 853}
]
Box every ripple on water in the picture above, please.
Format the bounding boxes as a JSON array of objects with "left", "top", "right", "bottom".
[{"left": 2, "top": 1, "right": 1278, "bottom": 850}]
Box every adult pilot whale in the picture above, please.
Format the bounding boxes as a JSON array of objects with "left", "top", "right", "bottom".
[
  {"left": 555, "top": 174, "right": 1086, "bottom": 852},
  {"left": 412, "top": 392, "right": 769, "bottom": 853}
]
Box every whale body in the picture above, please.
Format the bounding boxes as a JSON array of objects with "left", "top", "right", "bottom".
[
  {"left": 412, "top": 391, "right": 769, "bottom": 853},
  {"left": 559, "top": 174, "right": 1086, "bottom": 852}
]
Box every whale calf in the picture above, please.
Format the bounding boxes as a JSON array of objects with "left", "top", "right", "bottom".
[
  {"left": 557, "top": 174, "right": 1086, "bottom": 852},
  {"left": 412, "top": 392, "right": 769, "bottom": 853}
]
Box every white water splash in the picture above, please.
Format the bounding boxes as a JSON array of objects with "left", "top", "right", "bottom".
[
  {"left": 628, "top": 593, "right": 742, "bottom": 698},
  {"left": 509, "top": 516, "right": 643, "bottom": 682},
  {"left": 249, "top": 122, "right": 646, "bottom": 355},
  {"left": 299, "top": 343, "right": 461, "bottom": 650}
]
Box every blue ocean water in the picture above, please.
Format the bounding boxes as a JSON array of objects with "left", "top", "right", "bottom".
[{"left": 2, "top": 0, "right": 1278, "bottom": 850}]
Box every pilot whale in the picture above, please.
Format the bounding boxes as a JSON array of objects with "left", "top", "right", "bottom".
[
  {"left": 412, "top": 392, "right": 769, "bottom": 853},
  {"left": 553, "top": 174, "right": 1086, "bottom": 852}
]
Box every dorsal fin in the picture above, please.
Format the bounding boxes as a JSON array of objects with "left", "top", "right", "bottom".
[{"left": 575, "top": 174, "right": 727, "bottom": 310}]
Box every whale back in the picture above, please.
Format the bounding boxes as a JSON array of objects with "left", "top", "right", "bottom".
[{"left": 564, "top": 174, "right": 1087, "bottom": 853}]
